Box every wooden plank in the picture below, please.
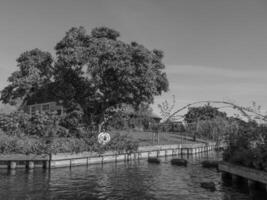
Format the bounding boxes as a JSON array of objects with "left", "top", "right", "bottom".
[{"left": 219, "top": 162, "right": 267, "bottom": 184}]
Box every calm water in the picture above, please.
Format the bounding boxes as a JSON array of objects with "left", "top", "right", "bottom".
[{"left": 0, "top": 152, "right": 265, "bottom": 200}]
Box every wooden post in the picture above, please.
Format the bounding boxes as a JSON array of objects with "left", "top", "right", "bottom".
[
  {"left": 26, "top": 161, "right": 34, "bottom": 169},
  {"left": 157, "top": 131, "right": 159, "bottom": 145},
  {"left": 9, "top": 161, "right": 16, "bottom": 169},
  {"left": 248, "top": 180, "right": 255, "bottom": 196},
  {"left": 43, "top": 160, "right": 50, "bottom": 169}
]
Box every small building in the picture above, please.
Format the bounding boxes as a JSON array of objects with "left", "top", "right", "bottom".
[
  {"left": 23, "top": 101, "right": 64, "bottom": 115},
  {"left": 22, "top": 83, "right": 64, "bottom": 115}
]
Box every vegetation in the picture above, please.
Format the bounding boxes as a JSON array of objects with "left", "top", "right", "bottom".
[
  {"left": 1, "top": 26, "right": 168, "bottom": 132},
  {"left": 186, "top": 116, "right": 239, "bottom": 144},
  {"left": 223, "top": 120, "right": 267, "bottom": 171},
  {"left": 184, "top": 105, "right": 227, "bottom": 124},
  {"left": 0, "top": 26, "right": 169, "bottom": 154},
  {"left": 0, "top": 111, "right": 139, "bottom": 154}
]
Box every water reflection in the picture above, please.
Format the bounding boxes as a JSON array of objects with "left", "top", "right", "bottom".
[{"left": 0, "top": 152, "right": 264, "bottom": 200}]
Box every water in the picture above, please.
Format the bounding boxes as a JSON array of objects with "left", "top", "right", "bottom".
[{"left": 0, "top": 152, "right": 264, "bottom": 200}]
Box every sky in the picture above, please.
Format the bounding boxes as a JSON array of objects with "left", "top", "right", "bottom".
[{"left": 0, "top": 0, "right": 266, "bottom": 116}]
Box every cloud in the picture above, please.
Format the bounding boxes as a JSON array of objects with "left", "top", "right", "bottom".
[{"left": 152, "top": 64, "right": 267, "bottom": 115}]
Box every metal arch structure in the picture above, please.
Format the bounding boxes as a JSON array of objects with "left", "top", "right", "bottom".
[{"left": 164, "top": 100, "right": 267, "bottom": 123}]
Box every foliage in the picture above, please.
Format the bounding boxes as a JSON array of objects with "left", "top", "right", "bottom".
[
  {"left": 0, "top": 25, "right": 168, "bottom": 154},
  {"left": 192, "top": 117, "right": 239, "bottom": 144},
  {"left": 184, "top": 105, "right": 227, "bottom": 124},
  {"left": 0, "top": 133, "right": 90, "bottom": 154},
  {"left": 55, "top": 26, "right": 168, "bottom": 130},
  {"left": 0, "top": 111, "right": 29, "bottom": 135},
  {"left": 105, "top": 103, "right": 158, "bottom": 131},
  {"left": 1, "top": 26, "right": 168, "bottom": 132},
  {"left": 0, "top": 110, "right": 139, "bottom": 154},
  {"left": 159, "top": 121, "right": 185, "bottom": 133},
  {"left": 0, "top": 111, "right": 71, "bottom": 137},
  {"left": 223, "top": 120, "right": 267, "bottom": 171},
  {"left": 103, "top": 133, "right": 139, "bottom": 154},
  {"left": 0, "top": 132, "right": 46, "bottom": 154},
  {"left": 245, "top": 101, "right": 267, "bottom": 122},
  {"left": 0, "top": 129, "right": 138, "bottom": 155},
  {"left": 105, "top": 111, "right": 130, "bottom": 130},
  {"left": 0, "top": 49, "right": 53, "bottom": 106}
]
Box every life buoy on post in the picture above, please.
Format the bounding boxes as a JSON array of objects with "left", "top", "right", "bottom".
[{"left": 98, "top": 132, "right": 111, "bottom": 145}]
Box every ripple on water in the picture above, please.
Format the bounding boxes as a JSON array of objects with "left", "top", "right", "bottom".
[{"left": 0, "top": 153, "right": 261, "bottom": 200}]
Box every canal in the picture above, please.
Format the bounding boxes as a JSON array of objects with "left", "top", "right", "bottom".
[{"left": 0, "top": 152, "right": 264, "bottom": 200}]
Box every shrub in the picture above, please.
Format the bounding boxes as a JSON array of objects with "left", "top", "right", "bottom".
[
  {"left": 0, "top": 132, "right": 46, "bottom": 154},
  {"left": 96, "top": 133, "right": 139, "bottom": 154},
  {"left": 223, "top": 120, "right": 267, "bottom": 171},
  {"left": 185, "top": 117, "right": 239, "bottom": 144},
  {"left": 0, "top": 111, "right": 30, "bottom": 136},
  {"left": 0, "top": 129, "right": 139, "bottom": 155}
]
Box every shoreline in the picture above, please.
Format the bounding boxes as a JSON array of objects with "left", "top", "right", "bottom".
[{"left": 0, "top": 142, "right": 217, "bottom": 170}]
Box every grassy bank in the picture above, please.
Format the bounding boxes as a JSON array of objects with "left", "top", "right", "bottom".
[
  {"left": 0, "top": 128, "right": 201, "bottom": 155},
  {"left": 113, "top": 130, "right": 200, "bottom": 146}
]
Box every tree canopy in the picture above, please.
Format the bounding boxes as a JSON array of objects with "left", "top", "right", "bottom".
[
  {"left": 184, "top": 105, "right": 227, "bottom": 124},
  {"left": 1, "top": 26, "right": 169, "bottom": 130},
  {"left": 1, "top": 49, "right": 53, "bottom": 106}
]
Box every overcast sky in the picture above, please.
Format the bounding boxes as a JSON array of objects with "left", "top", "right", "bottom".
[{"left": 0, "top": 0, "right": 266, "bottom": 115}]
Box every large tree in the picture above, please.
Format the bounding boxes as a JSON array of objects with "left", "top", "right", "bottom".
[{"left": 1, "top": 26, "right": 169, "bottom": 132}]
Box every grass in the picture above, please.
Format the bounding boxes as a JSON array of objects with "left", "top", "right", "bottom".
[{"left": 112, "top": 130, "right": 200, "bottom": 146}]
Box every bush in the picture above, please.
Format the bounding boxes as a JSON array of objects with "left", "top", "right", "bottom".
[
  {"left": 94, "top": 133, "right": 139, "bottom": 154},
  {"left": 0, "top": 111, "right": 72, "bottom": 137},
  {"left": 223, "top": 121, "right": 267, "bottom": 171},
  {"left": 0, "top": 132, "right": 46, "bottom": 154},
  {"left": 0, "top": 112, "right": 139, "bottom": 155},
  {"left": 0, "top": 129, "right": 139, "bottom": 155},
  {"left": 185, "top": 117, "right": 239, "bottom": 144},
  {"left": 0, "top": 111, "right": 30, "bottom": 136}
]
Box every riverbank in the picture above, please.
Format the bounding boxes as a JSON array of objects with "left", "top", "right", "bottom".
[{"left": 0, "top": 142, "right": 217, "bottom": 169}]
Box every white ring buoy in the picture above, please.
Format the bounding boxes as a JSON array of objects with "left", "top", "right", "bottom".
[{"left": 98, "top": 132, "right": 111, "bottom": 145}]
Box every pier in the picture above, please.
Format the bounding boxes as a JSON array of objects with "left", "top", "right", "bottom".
[{"left": 219, "top": 162, "right": 267, "bottom": 194}]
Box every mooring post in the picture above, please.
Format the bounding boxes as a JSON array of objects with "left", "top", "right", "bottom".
[
  {"left": 247, "top": 179, "right": 255, "bottom": 196},
  {"left": 43, "top": 160, "right": 50, "bottom": 169},
  {"left": 26, "top": 161, "right": 34, "bottom": 169},
  {"left": 9, "top": 161, "right": 16, "bottom": 169}
]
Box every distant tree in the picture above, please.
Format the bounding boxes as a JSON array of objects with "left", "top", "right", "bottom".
[{"left": 184, "top": 105, "right": 227, "bottom": 124}]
